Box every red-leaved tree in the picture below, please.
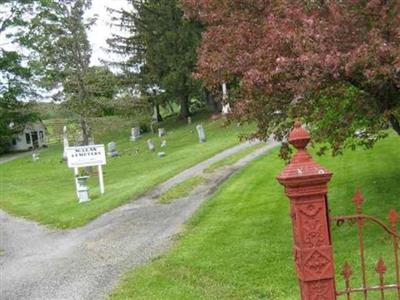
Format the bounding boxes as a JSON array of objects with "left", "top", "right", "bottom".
[{"left": 182, "top": 0, "right": 400, "bottom": 155}]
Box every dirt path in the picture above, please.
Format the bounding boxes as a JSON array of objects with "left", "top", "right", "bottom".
[{"left": 0, "top": 141, "right": 278, "bottom": 300}]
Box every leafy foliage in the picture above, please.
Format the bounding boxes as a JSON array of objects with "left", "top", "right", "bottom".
[
  {"left": 0, "top": 0, "right": 39, "bottom": 153},
  {"left": 182, "top": 0, "right": 400, "bottom": 155},
  {"left": 27, "top": 0, "right": 118, "bottom": 145}
]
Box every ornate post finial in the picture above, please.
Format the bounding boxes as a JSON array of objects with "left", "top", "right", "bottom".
[{"left": 289, "top": 120, "right": 310, "bottom": 151}]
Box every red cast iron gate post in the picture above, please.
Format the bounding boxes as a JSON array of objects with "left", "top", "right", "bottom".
[{"left": 277, "top": 121, "right": 336, "bottom": 299}]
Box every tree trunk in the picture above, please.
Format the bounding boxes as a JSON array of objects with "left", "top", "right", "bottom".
[
  {"left": 80, "top": 118, "right": 90, "bottom": 146},
  {"left": 154, "top": 104, "right": 163, "bottom": 122},
  {"left": 178, "top": 95, "right": 190, "bottom": 120},
  {"left": 389, "top": 114, "right": 400, "bottom": 135},
  {"left": 205, "top": 90, "right": 221, "bottom": 114}
]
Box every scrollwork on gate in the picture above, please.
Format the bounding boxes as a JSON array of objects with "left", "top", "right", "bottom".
[{"left": 331, "top": 190, "right": 400, "bottom": 299}]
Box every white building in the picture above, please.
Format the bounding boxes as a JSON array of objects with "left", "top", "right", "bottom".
[{"left": 10, "top": 122, "right": 48, "bottom": 152}]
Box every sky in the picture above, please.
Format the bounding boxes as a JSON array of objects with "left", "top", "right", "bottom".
[
  {"left": 0, "top": 1, "right": 132, "bottom": 102},
  {"left": 87, "top": 0, "right": 131, "bottom": 66}
]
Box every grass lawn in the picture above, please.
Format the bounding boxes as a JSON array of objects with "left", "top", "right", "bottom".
[
  {"left": 0, "top": 113, "right": 254, "bottom": 228},
  {"left": 203, "top": 142, "right": 265, "bottom": 173},
  {"left": 159, "top": 176, "right": 206, "bottom": 204},
  {"left": 110, "top": 132, "right": 400, "bottom": 300}
]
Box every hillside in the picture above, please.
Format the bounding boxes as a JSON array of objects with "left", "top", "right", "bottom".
[{"left": 0, "top": 113, "right": 254, "bottom": 228}]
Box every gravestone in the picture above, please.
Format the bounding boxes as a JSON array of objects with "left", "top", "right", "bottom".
[
  {"left": 130, "top": 127, "right": 141, "bottom": 142},
  {"left": 76, "top": 132, "right": 84, "bottom": 146},
  {"left": 32, "top": 152, "right": 40, "bottom": 162},
  {"left": 107, "top": 142, "right": 119, "bottom": 157},
  {"left": 158, "top": 152, "right": 166, "bottom": 158},
  {"left": 147, "top": 139, "right": 155, "bottom": 152},
  {"left": 158, "top": 128, "right": 166, "bottom": 137},
  {"left": 161, "top": 140, "right": 167, "bottom": 148},
  {"left": 196, "top": 124, "right": 206, "bottom": 143},
  {"left": 88, "top": 137, "right": 95, "bottom": 145},
  {"left": 222, "top": 103, "right": 231, "bottom": 115},
  {"left": 187, "top": 117, "right": 192, "bottom": 124}
]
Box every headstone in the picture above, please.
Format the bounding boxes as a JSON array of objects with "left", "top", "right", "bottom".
[
  {"left": 130, "top": 127, "right": 141, "bottom": 142},
  {"left": 187, "top": 117, "right": 192, "bottom": 124},
  {"left": 196, "top": 124, "right": 206, "bottom": 143},
  {"left": 88, "top": 137, "right": 95, "bottom": 145},
  {"left": 158, "top": 128, "right": 166, "bottom": 137},
  {"left": 76, "top": 132, "right": 84, "bottom": 146},
  {"left": 147, "top": 139, "right": 155, "bottom": 152},
  {"left": 222, "top": 103, "right": 231, "bottom": 115},
  {"left": 158, "top": 152, "right": 166, "bottom": 158},
  {"left": 161, "top": 140, "right": 167, "bottom": 148},
  {"left": 32, "top": 152, "right": 40, "bottom": 162},
  {"left": 107, "top": 142, "right": 119, "bottom": 157}
]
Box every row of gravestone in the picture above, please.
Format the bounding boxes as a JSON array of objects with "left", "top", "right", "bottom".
[
  {"left": 107, "top": 138, "right": 166, "bottom": 158},
  {"left": 130, "top": 125, "right": 205, "bottom": 143},
  {"left": 130, "top": 127, "right": 167, "bottom": 142},
  {"left": 107, "top": 124, "right": 206, "bottom": 158}
]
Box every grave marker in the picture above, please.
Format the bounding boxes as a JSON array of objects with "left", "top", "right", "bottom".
[
  {"left": 196, "top": 124, "right": 206, "bottom": 143},
  {"left": 107, "top": 142, "right": 119, "bottom": 157},
  {"left": 147, "top": 139, "right": 155, "bottom": 152},
  {"left": 158, "top": 128, "right": 166, "bottom": 137},
  {"left": 130, "top": 127, "right": 141, "bottom": 142}
]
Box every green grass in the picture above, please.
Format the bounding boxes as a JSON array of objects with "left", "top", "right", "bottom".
[
  {"left": 203, "top": 143, "right": 265, "bottom": 173},
  {"left": 159, "top": 176, "right": 206, "bottom": 204},
  {"left": 0, "top": 113, "right": 254, "bottom": 228},
  {"left": 109, "top": 132, "right": 400, "bottom": 300}
]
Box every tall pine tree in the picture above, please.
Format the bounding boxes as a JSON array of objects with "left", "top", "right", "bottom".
[{"left": 108, "top": 0, "right": 202, "bottom": 120}]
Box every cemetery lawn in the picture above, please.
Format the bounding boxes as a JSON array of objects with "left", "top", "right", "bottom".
[
  {"left": 0, "top": 113, "right": 254, "bottom": 228},
  {"left": 159, "top": 176, "right": 206, "bottom": 204},
  {"left": 110, "top": 132, "right": 400, "bottom": 300},
  {"left": 203, "top": 142, "right": 265, "bottom": 173}
]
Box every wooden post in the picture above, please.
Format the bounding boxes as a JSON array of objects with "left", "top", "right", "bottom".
[
  {"left": 98, "top": 165, "right": 104, "bottom": 195},
  {"left": 74, "top": 167, "right": 79, "bottom": 198},
  {"left": 277, "top": 121, "right": 336, "bottom": 299}
]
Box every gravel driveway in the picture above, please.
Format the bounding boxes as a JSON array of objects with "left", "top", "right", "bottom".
[{"left": 0, "top": 141, "right": 278, "bottom": 300}]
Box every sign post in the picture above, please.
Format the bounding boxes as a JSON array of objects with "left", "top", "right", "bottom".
[
  {"left": 66, "top": 145, "right": 107, "bottom": 200},
  {"left": 98, "top": 165, "right": 105, "bottom": 194}
]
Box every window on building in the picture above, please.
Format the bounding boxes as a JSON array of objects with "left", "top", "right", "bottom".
[
  {"left": 39, "top": 131, "right": 44, "bottom": 142},
  {"left": 25, "top": 133, "right": 31, "bottom": 144},
  {"left": 12, "top": 138, "right": 17, "bottom": 146}
]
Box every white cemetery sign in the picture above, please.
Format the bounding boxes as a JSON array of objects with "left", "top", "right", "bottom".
[
  {"left": 66, "top": 145, "right": 106, "bottom": 196},
  {"left": 66, "top": 145, "right": 106, "bottom": 168}
]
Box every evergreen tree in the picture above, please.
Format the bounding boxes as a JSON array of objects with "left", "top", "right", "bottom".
[{"left": 108, "top": 0, "right": 202, "bottom": 120}]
